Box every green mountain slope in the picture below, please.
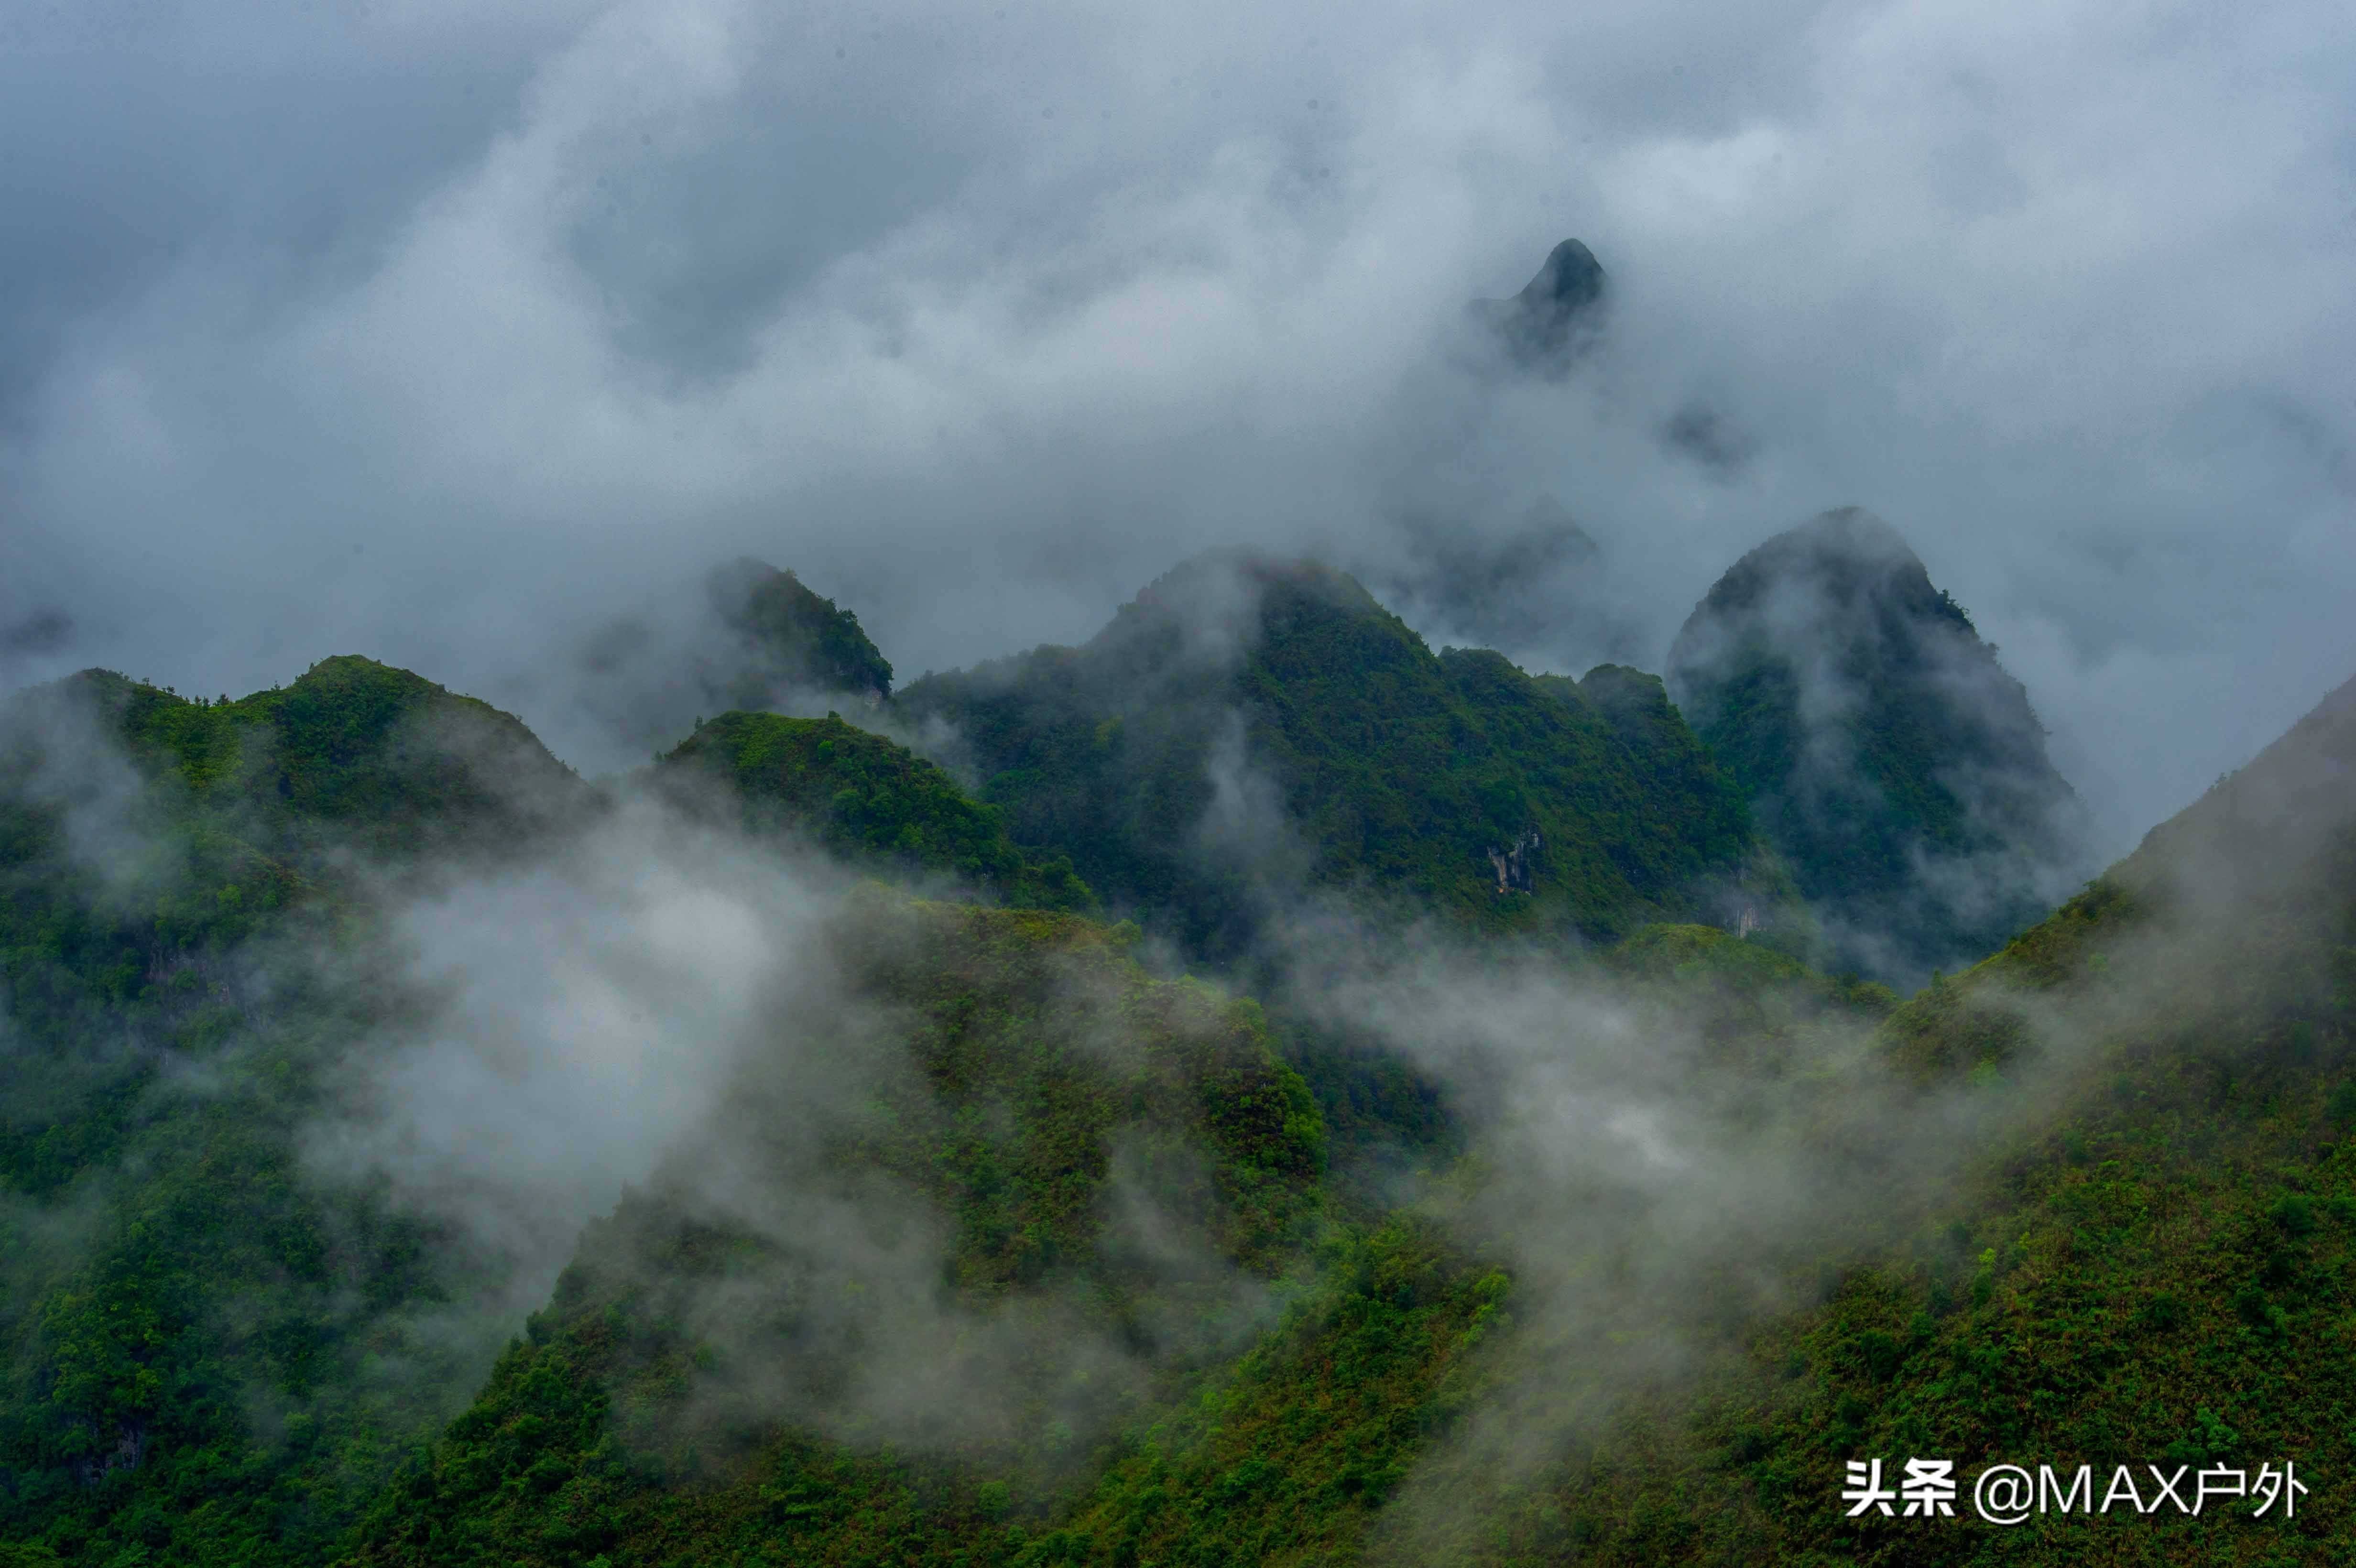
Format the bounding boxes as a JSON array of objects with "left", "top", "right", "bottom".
[
  {"left": 700, "top": 558, "right": 895, "bottom": 708},
  {"left": 339, "top": 896, "right": 1332, "bottom": 1568},
  {"left": 898, "top": 554, "right": 1784, "bottom": 961},
  {"left": 338, "top": 1214, "right": 1503, "bottom": 1568},
  {"left": 1447, "top": 671, "right": 2356, "bottom": 1565},
  {"left": 0, "top": 642, "right": 1850, "bottom": 1568},
  {"left": 11, "top": 608, "right": 2348, "bottom": 1568},
  {"left": 0, "top": 656, "right": 587, "bottom": 1197},
  {"left": 325, "top": 907, "right": 1902, "bottom": 1568},
  {"left": 569, "top": 560, "right": 898, "bottom": 760},
  {"left": 85, "top": 655, "right": 587, "bottom": 860},
  {"left": 0, "top": 657, "right": 1132, "bottom": 1566},
  {"left": 0, "top": 663, "right": 594, "bottom": 1567},
  {"left": 1667, "top": 508, "right": 2084, "bottom": 984},
  {"left": 656, "top": 711, "right": 1091, "bottom": 911}
]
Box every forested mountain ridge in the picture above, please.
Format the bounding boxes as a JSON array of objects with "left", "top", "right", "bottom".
[
  {"left": 1667, "top": 507, "right": 2085, "bottom": 985},
  {"left": 0, "top": 660, "right": 599, "bottom": 1567},
  {"left": 0, "top": 659, "right": 1102, "bottom": 1565},
  {"left": 698, "top": 558, "right": 896, "bottom": 708},
  {"left": 1441, "top": 669, "right": 2356, "bottom": 1565},
  {"left": 324, "top": 907, "right": 1909, "bottom": 1568},
  {"left": 40, "top": 656, "right": 587, "bottom": 859},
  {"left": 4, "top": 548, "right": 2347, "bottom": 1568},
  {"left": 896, "top": 552, "right": 1792, "bottom": 963},
  {"left": 569, "top": 557, "right": 897, "bottom": 761},
  {"left": 336, "top": 897, "right": 1340, "bottom": 1568},
  {"left": 655, "top": 710, "right": 1092, "bottom": 912}
]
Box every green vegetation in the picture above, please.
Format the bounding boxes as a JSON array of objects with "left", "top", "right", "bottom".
[
  {"left": 1451, "top": 944, "right": 2349, "bottom": 1561},
  {"left": 899, "top": 555, "right": 1789, "bottom": 960},
  {"left": 704, "top": 558, "right": 895, "bottom": 704},
  {"left": 0, "top": 664, "right": 582, "bottom": 1567},
  {"left": 1607, "top": 921, "right": 1898, "bottom": 1035},
  {"left": 0, "top": 632, "right": 1796, "bottom": 1568},
  {"left": 1666, "top": 508, "right": 2080, "bottom": 983},
  {"left": 328, "top": 900, "right": 1926, "bottom": 1568},
  {"left": 1548, "top": 666, "right": 1744, "bottom": 854},
  {"left": 0, "top": 664, "right": 1089, "bottom": 1565},
  {"left": 65, "top": 656, "right": 584, "bottom": 862},
  {"left": 659, "top": 711, "right": 1091, "bottom": 911},
  {"left": 337, "top": 1215, "right": 1498, "bottom": 1568},
  {"left": 1438, "top": 678, "right": 2356, "bottom": 1565},
  {"left": 1038, "top": 1220, "right": 1503, "bottom": 1568},
  {"left": 340, "top": 897, "right": 1338, "bottom": 1568},
  {"left": 9, "top": 556, "right": 2355, "bottom": 1568}
]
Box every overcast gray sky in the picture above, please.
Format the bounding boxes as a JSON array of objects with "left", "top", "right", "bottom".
[{"left": 3, "top": 0, "right": 2351, "bottom": 854}]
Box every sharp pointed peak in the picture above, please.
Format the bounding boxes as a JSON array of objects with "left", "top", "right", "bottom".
[{"left": 1518, "top": 238, "right": 1607, "bottom": 313}]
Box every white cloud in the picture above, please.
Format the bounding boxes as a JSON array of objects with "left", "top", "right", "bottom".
[{"left": 0, "top": 0, "right": 2348, "bottom": 842}]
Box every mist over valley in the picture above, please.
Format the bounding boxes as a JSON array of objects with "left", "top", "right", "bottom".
[{"left": 3, "top": 3, "right": 2354, "bottom": 1562}]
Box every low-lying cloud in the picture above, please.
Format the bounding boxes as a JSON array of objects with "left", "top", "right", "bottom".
[
  {"left": 1251, "top": 703, "right": 2356, "bottom": 1553},
  {"left": 302, "top": 799, "right": 844, "bottom": 1320}
]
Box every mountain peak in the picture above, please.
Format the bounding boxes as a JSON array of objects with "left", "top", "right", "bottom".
[
  {"left": 1475, "top": 237, "right": 1609, "bottom": 369},
  {"left": 1697, "top": 507, "right": 1944, "bottom": 620},
  {"left": 1087, "top": 551, "right": 1385, "bottom": 677},
  {"left": 900, "top": 554, "right": 1768, "bottom": 958},
  {"left": 703, "top": 556, "right": 894, "bottom": 703},
  {"left": 1520, "top": 237, "right": 1607, "bottom": 315},
  {"left": 1773, "top": 504, "right": 1917, "bottom": 561},
  {"left": 1668, "top": 510, "right": 2085, "bottom": 981}
]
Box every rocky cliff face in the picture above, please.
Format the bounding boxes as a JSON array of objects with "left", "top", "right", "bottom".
[
  {"left": 1486, "top": 828, "right": 1540, "bottom": 893},
  {"left": 1667, "top": 507, "right": 2088, "bottom": 982}
]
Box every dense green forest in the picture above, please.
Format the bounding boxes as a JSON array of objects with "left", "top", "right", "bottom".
[
  {"left": 0, "top": 658, "right": 1096, "bottom": 1563},
  {"left": 0, "top": 659, "right": 587, "bottom": 1566},
  {"left": 698, "top": 559, "right": 897, "bottom": 708},
  {"left": 1666, "top": 508, "right": 2083, "bottom": 985},
  {"left": 897, "top": 554, "right": 1792, "bottom": 964},
  {"left": 1434, "top": 673, "right": 2356, "bottom": 1566},
  {"left": 3, "top": 547, "right": 2351, "bottom": 1566},
  {"left": 656, "top": 711, "right": 1091, "bottom": 912}
]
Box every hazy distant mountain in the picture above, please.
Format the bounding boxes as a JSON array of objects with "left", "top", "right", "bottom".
[
  {"left": 897, "top": 551, "right": 1784, "bottom": 960},
  {"left": 571, "top": 557, "right": 894, "bottom": 756},
  {"left": 1667, "top": 506, "right": 2087, "bottom": 982},
  {"left": 1365, "top": 496, "right": 1612, "bottom": 661},
  {"left": 1472, "top": 237, "right": 1608, "bottom": 371},
  {"left": 698, "top": 556, "right": 895, "bottom": 707}
]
